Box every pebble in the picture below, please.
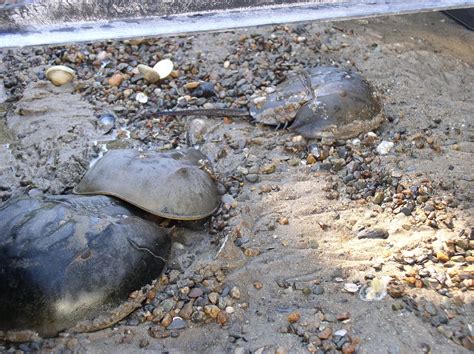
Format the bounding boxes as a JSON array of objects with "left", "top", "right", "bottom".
[
  {"left": 261, "top": 163, "right": 276, "bottom": 174},
  {"left": 387, "top": 283, "right": 405, "bottom": 298},
  {"left": 436, "top": 251, "right": 450, "bottom": 263},
  {"left": 376, "top": 141, "right": 394, "bottom": 155},
  {"left": 337, "top": 312, "right": 350, "bottom": 321},
  {"left": 188, "top": 287, "right": 203, "bottom": 298},
  {"left": 253, "top": 281, "right": 263, "bottom": 289},
  {"left": 373, "top": 191, "right": 384, "bottom": 205},
  {"left": 343, "top": 283, "right": 359, "bottom": 293},
  {"left": 334, "top": 329, "right": 347, "bottom": 337},
  {"left": 204, "top": 305, "right": 220, "bottom": 319},
  {"left": 318, "top": 327, "right": 332, "bottom": 339},
  {"left": 178, "top": 301, "right": 194, "bottom": 320},
  {"left": 312, "top": 285, "right": 324, "bottom": 295},
  {"left": 136, "top": 92, "right": 148, "bottom": 103},
  {"left": 108, "top": 73, "right": 123, "bottom": 87},
  {"left": 161, "top": 313, "right": 173, "bottom": 327},
  {"left": 287, "top": 311, "right": 301, "bottom": 323},
  {"left": 245, "top": 174, "right": 259, "bottom": 183},
  {"left": 167, "top": 317, "right": 186, "bottom": 330},
  {"left": 357, "top": 228, "right": 389, "bottom": 239},
  {"left": 215, "top": 309, "right": 227, "bottom": 325},
  {"left": 342, "top": 343, "right": 356, "bottom": 354},
  {"left": 462, "top": 336, "right": 474, "bottom": 350},
  {"left": 230, "top": 287, "right": 241, "bottom": 299},
  {"left": 208, "top": 292, "right": 219, "bottom": 304}
]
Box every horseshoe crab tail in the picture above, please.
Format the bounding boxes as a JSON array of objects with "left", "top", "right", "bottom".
[{"left": 156, "top": 108, "right": 250, "bottom": 118}]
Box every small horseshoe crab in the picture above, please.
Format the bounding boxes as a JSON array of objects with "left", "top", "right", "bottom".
[
  {"left": 74, "top": 148, "right": 220, "bottom": 220},
  {"left": 0, "top": 195, "right": 170, "bottom": 338},
  {"left": 156, "top": 66, "right": 383, "bottom": 139}
]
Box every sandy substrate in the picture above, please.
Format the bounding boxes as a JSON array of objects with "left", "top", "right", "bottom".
[{"left": 0, "top": 12, "right": 473, "bottom": 353}]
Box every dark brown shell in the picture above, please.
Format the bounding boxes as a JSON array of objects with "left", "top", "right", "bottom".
[
  {"left": 250, "top": 66, "right": 383, "bottom": 138},
  {"left": 74, "top": 148, "right": 220, "bottom": 220}
]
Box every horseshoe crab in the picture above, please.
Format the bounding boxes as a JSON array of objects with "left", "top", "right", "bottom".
[
  {"left": 0, "top": 194, "right": 170, "bottom": 337},
  {"left": 156, "top": 66, "right": 383, "bottom": 139},
  {"left": 74, "top": 148, "right": 220, "bottom": 220}
]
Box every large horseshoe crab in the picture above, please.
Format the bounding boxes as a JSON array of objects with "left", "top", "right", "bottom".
[
  {"left": 0, "top": 195, "right": 170, "bottom": 338},
  {"left": 156, "top": 66, "right": 383, "bottom": 139},
  {"left": 74, "top": 148, "right": 220, "bottom": 220},
  {"left": 250, "top": 66, "right": 383, "bottom": 139}
]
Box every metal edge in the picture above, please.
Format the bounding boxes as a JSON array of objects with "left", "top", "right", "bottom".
[{"left": 1, "top": 1, "right": 474, "bottom": 48}]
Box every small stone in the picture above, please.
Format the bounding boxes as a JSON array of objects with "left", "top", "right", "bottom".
[
  {"left": 161, "top": 313, "right": 173, "bottom": 327},
  {"left": 343, "top": 283, "right": 359, "bottom": 293},
  {"left": 136, "top": 92, "right": 148, "bottom": 103},
  {"left": 462, "top": 336, "right": 474, "bottom": 350},
  {"left": 184, "top": 81, "right": 200, "bottom": 89},
  {"left": 307, "top": 343, "right": 318, "bottom": 352},
  {"left": 261, "top": 163, "right": 276, "bottom": 174},
  {"left": 146, "top": 288, "right": 157, "bottom": 300},
  {"left": 312, "top": 285, "right": 324, "bottom": 295},
  {"left": 392, "top": 302, "right": 403, "bottom": 311},
  {"left": 287, "top": 311, "right": 301, "bottom": 323},
  {"left": 278, "top": 217, "right": 289, "bottom": 225},
  {"left": 318, "top": 327, "right": 332, "bottom": 340},
  {"left": 152, "top": 307, "right": 165, "bottom": 322},
  {"left": 342, "top": 343, "right": 356, "bottom": 354},
  {"left": 424, "top": 303, "right": 437, "bottom": 316},
  {"left": 357, "top": 228, "right": 389, "bottom": 239},
  {"left": 437, "top": 325, "right": 453, "bottom": 339},
  {"left": 217, "top": 310, "right": 228, "bottom": 325},
  {"left": 373, "top": 191, "right": 384, "bottom": 205},
  {"left": 188, "top": 287, "right": 204, "bottom": 298},
  {"left": 204, "top": 305, "right": 221, "bottom": 319},
  {"left": 208, "top": 292, "right": 219, "bottom": 304},
  {"left": 108, "top": 73, "right": 123, "bottom": 86},
  {"left": 376, "top": 141, "right": 394, "bottom": 155},
  {"left": 245, "top": 174, "right": 259, "bottom": 183},
  {"left": 158, "top": 300, "right": 174, "bottom": 313},
  {"left": 337, "top": 312, "right": 350, "bottom": 321},
  {"left": 178, "top": 300, "right": 194, "bottom": 320},
  {"left": 334, "top": 329, "right": 347, "bottom": 337},
  {"left": 167, "top": 317, "right": 186, "bottom": 330},
  {"left": 307, "top": 154, "right": 317, "bottom": 165},
  {"left": 225, "top": 306, "right": 235, "bottom": 314},
  {"left": 450, "top": 255, "right": 464, "bottom": 262},
  {"left": 254, "top": 281, "right": 263, "bottom": 289},
  {"left": 191, "top": 310, "right": 206, "bottom": 323},
  {"left": 436, "top": 252, "right": 450, "bottom": 263},
  {"left": 244, "top": 248, "right": 260, "bottom": 257},
  {"left": 387, "top": 283, "right": 405, "bottom": 298},
  {"left": 230, "top": 286, "right": 241, "bottom": 299}
]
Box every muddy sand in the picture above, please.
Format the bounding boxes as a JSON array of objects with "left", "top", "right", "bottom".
[{"left": 0, "top": 11, "right": 473, "bottom": 353}]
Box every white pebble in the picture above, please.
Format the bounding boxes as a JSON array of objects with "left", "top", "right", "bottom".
[
  {"left": 334, "top": 329, "right": 347, "bottom": 337},
  {"left": 343, "top": 283, "right": 359, "bottom": 293},
  {"left": 376, "top": 141, "right": 394, "bottom": 155},
  {"left": 136, "top": 92, "right": 148, "bottom": 103}
]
